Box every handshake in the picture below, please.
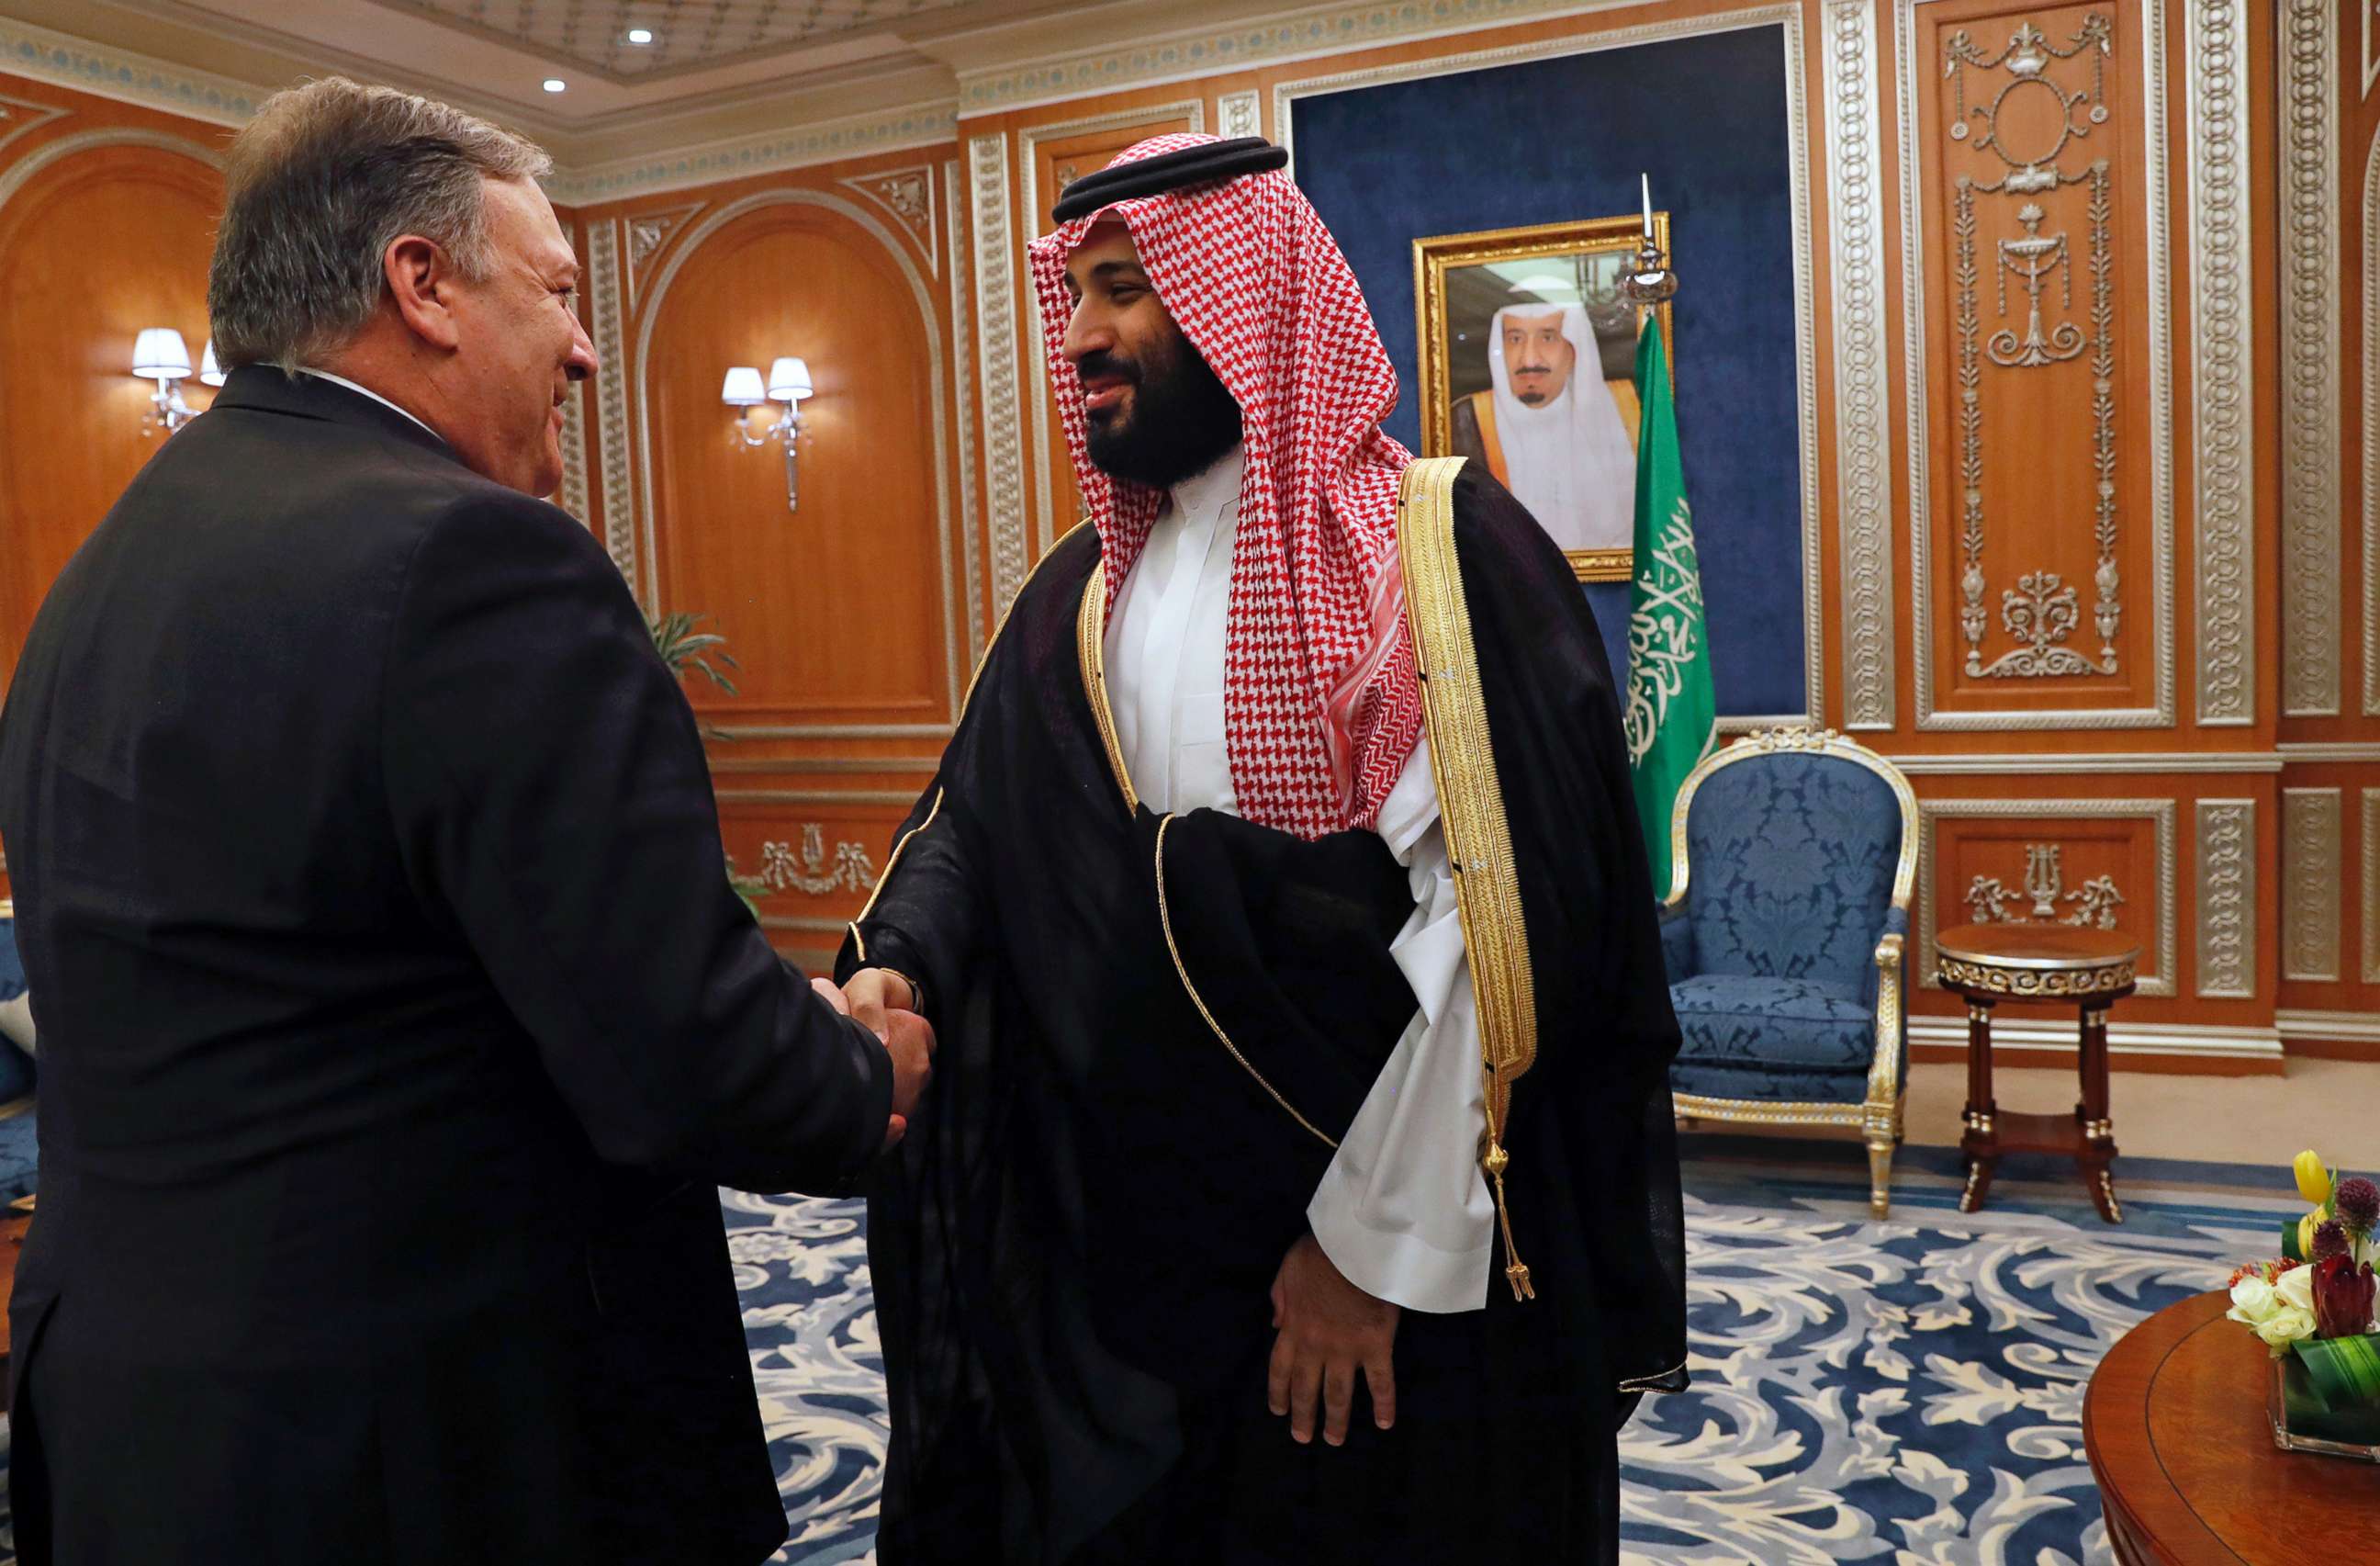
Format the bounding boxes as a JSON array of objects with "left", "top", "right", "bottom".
[{"left": 811, "top": 967, "right": 937, "bottom": 1151}]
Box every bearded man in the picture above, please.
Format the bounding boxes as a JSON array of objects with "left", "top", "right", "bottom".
[
  {"left": 836, "top": 135, "right": 1684, "bottom": 1564},
  {"left": 1449, "top": 298, "right": 1641, "bottom": 553}
]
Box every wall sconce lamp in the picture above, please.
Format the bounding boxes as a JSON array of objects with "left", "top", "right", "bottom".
[
  {"left": 132, "top": 327, "right": 201, "bottom": 434},
  {"left": 722, "top": 356, "right": 814, "bottom": 512}
]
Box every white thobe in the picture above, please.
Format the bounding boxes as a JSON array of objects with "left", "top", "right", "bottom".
[{"left": 1103, "top": 445, "right": 1494, "bottom": 1313}]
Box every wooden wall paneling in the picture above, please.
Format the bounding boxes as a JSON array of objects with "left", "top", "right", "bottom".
[
  {"left": 1904, "top": 0, "right": 2174, "bottom": 731},
  {"left": 0, "top": 72, "right": 234, "bottom": 906},
  {"left": 0, "top": 138, "right": 224, "bottom": 695},
  {"left": 634, "top": 193, "right": 957, "bottom": 739}
]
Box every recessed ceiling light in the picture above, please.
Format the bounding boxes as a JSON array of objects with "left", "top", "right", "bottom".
[
  {"left": 626, "top": 28, "right": 655, "bottom": 44},
  {"left": 542, "top": 78, "right": 567, "bottom": 92}
]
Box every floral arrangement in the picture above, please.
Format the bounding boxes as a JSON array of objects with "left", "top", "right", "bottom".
[{"left": 2228, "top": 1150, "right": 2380, "bottom": 1454}]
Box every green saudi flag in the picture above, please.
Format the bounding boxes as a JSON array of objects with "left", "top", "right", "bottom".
[{"left": 1623, "top": 313, "right": 1716, "bottom": 901}]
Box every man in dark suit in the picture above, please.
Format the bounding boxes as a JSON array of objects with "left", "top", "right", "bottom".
[{"left": 0, "top": 76, "right": 931, "bottom": 1564}]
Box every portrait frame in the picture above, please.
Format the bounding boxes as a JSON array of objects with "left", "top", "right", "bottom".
[{"left": 1413, "top": 214, "right": 1676, "bottom": 582}]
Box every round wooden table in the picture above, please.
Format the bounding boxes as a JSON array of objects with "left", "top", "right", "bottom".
[
  {"left": 1935, "top": 922, "right": 2138, "bottom": 1222},
  {"left": 2086, "top": 1290, "right": 2380, "bottom": 1562}
]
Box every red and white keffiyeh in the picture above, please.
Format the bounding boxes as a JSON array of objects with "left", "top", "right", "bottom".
[{"left": 1027, "top": 132, "right": 1424, "bottom": 841}]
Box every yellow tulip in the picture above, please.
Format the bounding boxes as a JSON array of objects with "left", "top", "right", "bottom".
[
  {"left": 2301, "top": 1211, "right": 2319, "bottom": 1257},
  {"left": 2295, "top": 1149, "right": 2334, "bottom": 1206}
]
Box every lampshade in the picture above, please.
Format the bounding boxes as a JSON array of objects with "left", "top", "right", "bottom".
[
  {"left": 766, "top": 356, "right": 814, "bottom": 401},
  {"left": 720, "top": 366, "right": 768, "bottom": 406},
  {"left": 132, "top": 327, "right": 192, "bottom": 381},
  {"left": 198, "top": 339, "right": 226, "bottom": 387}
]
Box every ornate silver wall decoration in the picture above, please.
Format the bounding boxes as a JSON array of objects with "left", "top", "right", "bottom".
[
  {"left": 2282, "top": 787, "right": 2342, "bottom": 982},
  {"left": 756, "top": 826, "right": 881, "bottom": 897},
  {"left": 2366, "top": 134, "right": 2380, "bottom": 716},
  {"left": 557, "top": 378, "right": 590, "bottom": 523},
  {"left": 1964, "top": 842, "right": 2126, "bottom": 928},
  {"left": 1943, "top": 15, "right": 2120, "bottom": 682},
  {"left": 2188, "top": 0, "right": 2255, "bottom": 726},
  {"left": 2281, "top": 1, "right": 2341, "bottom": 716},
  {"left": 970, "top": 131, "right": 1031, "bottom": 616},
  {"left": 623, "top": 203, "right": 702, "bottom": 306},
  {"left": 1901, "top": 0, "right": 2174, "bottom": 731},
  {"left": 946, "top": 160, "right": 987, "bottom": 670},
  {"left": 2194, "top": 797, "right": 2253, "bottom": 998},
  {"left": 585, "top": 218, "right": 640, "bottom": 591},
  {"left": 1823, "top": 0, "right": 1897, "bottom": 730},
  {"left": 1919, "top": 797, "right": 2176, "bottom": 997},
  {"left": 1217, "top": 90, "right": 1262, "bottom": 139},
  {"left": 839, "top": 165, "right": 938, "bottom": 273},
  {"left": 2364, "top": 790, "right": 2379, "bottom": 983}
]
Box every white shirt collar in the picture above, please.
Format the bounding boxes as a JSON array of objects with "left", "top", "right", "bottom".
[
  {"left": 1167, "top": 442, "right": 1245, "bottom": 526},
  {"left": 304, "top": 369, "right": 442, "bottom": 441}
]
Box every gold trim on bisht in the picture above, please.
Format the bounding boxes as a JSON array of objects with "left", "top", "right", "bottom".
[
  {"left": 1076, "top": 558, "right": 1141, "bottom": 813},
  {"left": 1397, "top": 455, "right": 1539, "bottom": 1302}
]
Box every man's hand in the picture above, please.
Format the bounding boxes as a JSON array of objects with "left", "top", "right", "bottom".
[
  {"left": 1267, "top": 1232, "right": 1398, "bottom": 1447},
  {"left": 811, "top": 974, "right": 933, "bottom": 1150}
]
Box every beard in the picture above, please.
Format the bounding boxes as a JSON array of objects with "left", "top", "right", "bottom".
[{"left": 1081, "top": 330, "right": 1243, "bottom": 490}]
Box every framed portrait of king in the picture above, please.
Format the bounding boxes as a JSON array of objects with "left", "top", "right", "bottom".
[{"left": 1413, "top": 214, "right": 1675, "bottom": 582}]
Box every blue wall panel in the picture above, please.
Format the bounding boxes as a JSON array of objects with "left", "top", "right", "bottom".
[{"left": 1289, "top": 23, "right": 1807, "bottom": 716}]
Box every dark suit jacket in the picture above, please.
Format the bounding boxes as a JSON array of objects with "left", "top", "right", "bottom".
[{"left": 0, "top": 367, "right": 893, "bottom": 1565}]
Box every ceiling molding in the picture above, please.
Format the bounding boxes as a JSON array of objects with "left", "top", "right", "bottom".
[{"left": 0, "top": 11, "right": 263, "bottom": 126}]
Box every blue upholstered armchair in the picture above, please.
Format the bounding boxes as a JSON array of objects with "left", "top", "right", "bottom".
[{"left": 1658, "top": 729, "right": 1917, "bottom": 1217}]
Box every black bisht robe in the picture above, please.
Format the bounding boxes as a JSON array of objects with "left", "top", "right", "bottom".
[{"left": 838, "top": 465, "right": 1686, "bottom": 1564}]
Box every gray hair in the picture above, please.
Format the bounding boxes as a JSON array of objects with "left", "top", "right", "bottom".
[{"left": 208, "top": 76, "right": 550, "bottom": 370}]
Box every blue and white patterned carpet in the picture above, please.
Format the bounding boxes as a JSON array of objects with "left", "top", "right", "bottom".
[
  {"left": 0, "top": 1149, "right": 2296, "bottom": 1565},
  {"left": 726, "top": 1145, "right": 2287, "bottom": 1566}
]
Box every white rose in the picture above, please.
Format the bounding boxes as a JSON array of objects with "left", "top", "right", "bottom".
[
  {"left": 2254, "top": 1305, "right": 2316, "bottom": 1352},
  {"left": 2228, "top": 1275, "right": 2278, "bottom": 1322},
  {"left": 2275, "top": 1266, "right": 2317, "bottom": 1314}
]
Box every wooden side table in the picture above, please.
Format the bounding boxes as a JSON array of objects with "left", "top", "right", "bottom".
[
  {"left": 2085, "top": 1290, "right": 2380, "bottom": 1562},
  {"left": 1935, "top": 922, "right": 2139, "bottom": 1222}
]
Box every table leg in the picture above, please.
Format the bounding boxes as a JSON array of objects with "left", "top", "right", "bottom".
[
  {"left": 1959, "top": 999, "right": 2000, "bottom": 1213},
  {"left": 2077, "top": 1001, "right": 2122, "bottom": 1223}
]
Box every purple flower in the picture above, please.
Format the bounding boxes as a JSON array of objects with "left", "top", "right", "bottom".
[
  {"left": 2311, "top": 1220, "right": 2351, "bottom": 1261},
  {"left": 2311, "top": 1255, "right": 2378, "bottom": 1340},
  {"left": 2337, "top": 1176, "right": 2380, "bottom": 1233}
]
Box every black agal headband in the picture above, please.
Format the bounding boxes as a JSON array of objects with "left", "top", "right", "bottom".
[{"left": 1049, "top": 137, "right": 1291, "bottom": 223}]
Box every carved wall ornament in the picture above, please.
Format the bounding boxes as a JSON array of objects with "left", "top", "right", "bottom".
[
  {"left": 1823, "top": 0, "right": 1898, "bottom": 730},
  {"left": 2279, "top": 1, "right": 2341, "bottom": 716},
  {"left": 623, "top": 203, "right": 702, "bottom": 304},
  {"left": 1944, "top": 14, "right": 2120, "bottom": 683},
  {"left": 2364, "top": 791, "right": 2380, "bottom": 984},
  {"left": 969, "top": 132, "right": 1031, "bottom": 614},
  {"left": 2194, "top": 798, "right": 2253, "bottom": 998},
  {"left": 840, "top": 166, "right": 938, "bottom": 270},
  {"left": 585, "top": 219, "right": 639, "bottom": 591},
  {"left": 2188, "top": 0, "right": 2255, "bottom": 726},
  {"left": 2282, "top": 788, "right": 2343, "bottom": 983},
  {"left": 1919, "top": 797, "right": 2174, "bottom": 997},
  {"left": 1218, "top": 90, "right": 1262, "bottom": 140},
  {"left": 1963, "top": 842, "right": 2125, "bottom": 929},
  {"left": 945, "top": 160, "right": 986, "bottom": 669},
  {"left": 756, "top": 825, "right": 881, "bottom": 897}
]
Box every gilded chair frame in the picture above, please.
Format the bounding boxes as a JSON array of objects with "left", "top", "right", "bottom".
[{"left": 1662, "top": 728, "right": 1921, "bottom": 1217}]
